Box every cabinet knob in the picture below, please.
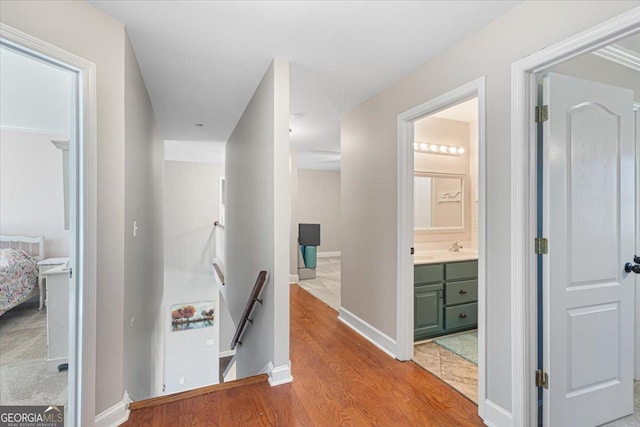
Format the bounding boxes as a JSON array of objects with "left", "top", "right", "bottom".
[
  {"left": 459, "top": 313, "right": 468, "bottom": 319},
  {"left": 459, "top": 289, "right": 468, "bottom": 295}
]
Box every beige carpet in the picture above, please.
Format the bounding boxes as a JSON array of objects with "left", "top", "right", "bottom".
[
  {"left": 296, "top": 257, "right": 341, "bottom": 311},
  {"left": 603, "top": 381, "right": 640, "bottom": 426},
  {"left": 0, "top": 304, "right": 68, "bottom": 406}
]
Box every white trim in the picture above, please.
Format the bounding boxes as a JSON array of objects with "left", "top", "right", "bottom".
[
  {"left": 510, "top": 8, "right": 640, "bottom": 427},
  {"left": 338, "top": 306, "right": 397, "bottom": 358},
  {"left": 94, "top": 391, "right": 132, "bottom": 427},
  {"left": 261, "top": 361, "right": 293, "bottom": 386},
  {"left": 483, "top": 399, "right": 514, "bottom": 427},
  {"left": 317, "top": 251, "right": 341, "bottom": 258},
  {"left": 633, "top": 101, "right": 640, "bottom": 111},
  {"left": 289, "top": 274, "right": 299, "bottom": 284},
  {"left": 396, "top": 76, "right": 487, "bottom": 418},
  {"left": 219, "top": 349, "right": 237, "bottom": 358},
  {"left": 1, "top": 23, "right": 98, "bottom": 427},
  {"left": 635, "top": 108, "right": 640, "bottom": 381},
  {"left": 593, "top": 44, "right": 640, "bottom": 71}
]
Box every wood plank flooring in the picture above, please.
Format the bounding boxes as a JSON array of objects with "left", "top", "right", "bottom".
[{"left": 122, "top": 285, "right": 483, "bottom": 426}]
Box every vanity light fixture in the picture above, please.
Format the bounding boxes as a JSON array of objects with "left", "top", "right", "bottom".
[{"left": 414, "top": 141, "right": 465, "bottom": 156}]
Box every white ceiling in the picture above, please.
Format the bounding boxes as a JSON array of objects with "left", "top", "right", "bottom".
[
  {"left": 430, "top": 97, "right": 478, "bottom": 124},
  {"left": 0, "top": 45, "right": 73, "bottom": 136},
  {"left": 617, "top": 32, "right": 640, "bottom": 53},
  {"left": 88, "top": 0, "right": 520, "bottom": 168}
]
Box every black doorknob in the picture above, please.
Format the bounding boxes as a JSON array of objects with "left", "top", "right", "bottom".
[
  {"left": 634, "top": 255, "right": 640, "bottom": 264},
  {"left": 625, "top": 263, "right": 640, "bottom": 274}
]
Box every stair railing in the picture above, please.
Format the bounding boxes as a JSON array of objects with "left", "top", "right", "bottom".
[{"left": 230, "top": 271, "right": 267, "bottom": 350}]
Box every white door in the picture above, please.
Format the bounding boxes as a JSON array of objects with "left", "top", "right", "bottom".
[{"left": 542, "top": 72, "right": 636, "bottom": 427}]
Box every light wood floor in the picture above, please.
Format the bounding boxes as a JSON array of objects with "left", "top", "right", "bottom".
[{"left": 123, "top": 285, "right": 483, "bottom": 426}]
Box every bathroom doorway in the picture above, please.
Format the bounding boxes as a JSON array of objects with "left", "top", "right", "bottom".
[
  {"left": 396, "top": 77, "right": 487, "bottom": 412},
  {"left": 411, "top": 98, "right": 480, "bottom": 403}
]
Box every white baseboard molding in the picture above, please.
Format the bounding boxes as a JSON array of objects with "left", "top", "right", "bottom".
[
  {"left": 338, "top": 307, "right": 397, "bottom": 358},
  {"left": 95, "top": 391, "right": 132, "bottom": 427},
  {"left": 219, "top": 349, "right": 236, "bottom": 358},
  {"left": 482, "top": 399, "right": 513, "bottom": 427},
  {"left": 262, "top": 360, "right": 293, "bottom": 386},
  {"left": 289, "top": 274, "right": 299, "bottom": 284},
  {"left": 317, "top": 251, "right": 341, "bottom": 258}
]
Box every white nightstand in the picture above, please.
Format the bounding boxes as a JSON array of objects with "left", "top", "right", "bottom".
[
  {"left": 41, "top": 264, "right": 70, "bottom": 372},
  {"left": 37, "top": 257, "right": 69, "bottom": 309}
]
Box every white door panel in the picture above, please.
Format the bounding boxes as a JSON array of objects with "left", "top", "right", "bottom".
[{"left": 543, "top": 73, "right": 635, "bottom": 427}]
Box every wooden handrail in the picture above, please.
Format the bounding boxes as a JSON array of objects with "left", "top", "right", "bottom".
[{"left": 231, "top": 271, "right": 267, "bottom": 350}]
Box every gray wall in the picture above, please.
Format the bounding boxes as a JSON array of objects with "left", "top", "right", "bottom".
[
  {"left": 225, "top": 59, "right": 291, "bottom": 378},
  {"left": 123, "top": 33, "right": 165, "bottom": 401},
  {"left": 297, "top": 169, "right": 341, "bottom": 253},
  {"left": 163, "top": 161, "right": 224, "bottom": 393},
  {"left": 1, "top": 0, "right": 128, "bottom": 413},
  {"left": 340, "top": 0, "right": 639, "bottom": 417}
]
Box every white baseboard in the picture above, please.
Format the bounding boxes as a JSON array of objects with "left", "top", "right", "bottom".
[
  {"left": 338, "top": 307, "right": 397, "bottom": 358},
  {"left": 317, "top": 251, "right": 341, "bottom": 258},
  {"left": 482, "top": 399, "right": 513, "bottom": 427},
  {"left": 95, "top": 391, "right": 132, "bottom": 427},
  {"left": 219, "top": 349, "right": 236, "bottom": 358},
  {"left": 262, "top": 360, "right": 293, "bottom": 386},
  {"left": 289, "top": 274, "right": 299, "bottom": 284}
]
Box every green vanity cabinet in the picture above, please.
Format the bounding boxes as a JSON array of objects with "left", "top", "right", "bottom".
[
  {"left": 414, "top": 284, "right": 444, "bottom": 339},
  {"left": 414, "top": 259, "right": 478, "bottom": 341}
]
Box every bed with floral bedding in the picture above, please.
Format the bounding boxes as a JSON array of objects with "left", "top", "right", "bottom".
[{"left": 0, "top": 248, "right": 39, "bottom": 316}]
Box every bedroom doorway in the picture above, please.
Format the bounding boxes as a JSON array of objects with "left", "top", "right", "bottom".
[{"left": 1, "top": 24, "right": 97, "bottom": 427}]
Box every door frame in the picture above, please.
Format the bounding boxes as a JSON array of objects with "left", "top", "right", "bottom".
[
  {"left": 510, "top": 8, "right": 640, "bottom": 426},
  {"left": 635, "top": 104, "right": 640, "bottom": 381},
  {"left": 0, "top": 24, "right": 97, "bottom": 427},
  {"left": 396, "top": 77, "right": 487, "bottom": 415}
]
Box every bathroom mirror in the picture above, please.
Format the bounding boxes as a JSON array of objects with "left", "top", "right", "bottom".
[{"left": 414, "top": 172, "right": 465, "bottom": 232}]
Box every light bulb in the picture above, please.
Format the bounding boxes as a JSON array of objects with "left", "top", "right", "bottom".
[
  {"left": 419, "top": 143, "right": 428, "bottom": 151},
  {"left": 413, "top": 143, "right": 419, "bottom": 150},
  {"left": 448, "top": 147, "right": 457, "bottom": 154},
  {"left": 457, "top": 147, "right": 465, "bottom": 154},
  {"left": 429, "top": 144, "right": 438, "bottom": 152},
  {"left": 439, "top": 145, "right": 448, "bottom": 153}
]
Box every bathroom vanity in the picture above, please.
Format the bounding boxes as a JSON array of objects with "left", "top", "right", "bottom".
[{"left": 414, "top": 252, "right": 478, "bottom": 341}]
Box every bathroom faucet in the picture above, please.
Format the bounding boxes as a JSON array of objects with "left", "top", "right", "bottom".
[{"left": 449, "top": 241, "right": 463, "bottom": 252}]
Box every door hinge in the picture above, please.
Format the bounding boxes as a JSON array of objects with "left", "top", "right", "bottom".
[
  {"left": 410, "top": 247, "right": 415, "bottom": 255},
  {"left": 535, "top": 369, "right": 549, "bottom": 389},
  {"left": 535, "top": 105, "right": 549, "bottom": 123},
  {"left": 69, "top": 267, "right": 73, "bottom": 279},
  {"left": 535, "top": 237, "right": 548, "bottom": 255}
]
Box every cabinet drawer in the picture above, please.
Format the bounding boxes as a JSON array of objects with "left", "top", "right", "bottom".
[
  {"left": 445, "top": 280, "right": 478, "bottom": 306},
  {"left": 414, "top": 264, "right": 443, "bottom": 284},
  {"left": 445, "top": 260, "right": 478, "bottom": 281},
  {"left": 445, "top": 302, "right": 478, "bottom": 330}
]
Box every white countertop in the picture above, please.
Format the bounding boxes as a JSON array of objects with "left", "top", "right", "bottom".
[{"left": 414, "top": 248, "right": 478, "bottom": 265}]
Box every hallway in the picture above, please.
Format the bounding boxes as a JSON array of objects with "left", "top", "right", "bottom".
[{"left": 123, "top": 284, "right": 482, "bottom": 426}]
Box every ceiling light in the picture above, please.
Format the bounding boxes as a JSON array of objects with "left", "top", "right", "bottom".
[{"left": 413, "top": 142, "right": 464, "bottom": 156}]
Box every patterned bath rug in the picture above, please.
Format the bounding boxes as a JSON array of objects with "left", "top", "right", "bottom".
[{"left": 433, "top": 330, "right": 478, "bottom": 365}]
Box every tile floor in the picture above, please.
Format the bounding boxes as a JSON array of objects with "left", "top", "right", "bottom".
[
  {"left": 296, "top": 257, "right": 341, "bottom": 311},
  {"left": 413, "top": 340, "right": 478, "bottom": 404}
]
